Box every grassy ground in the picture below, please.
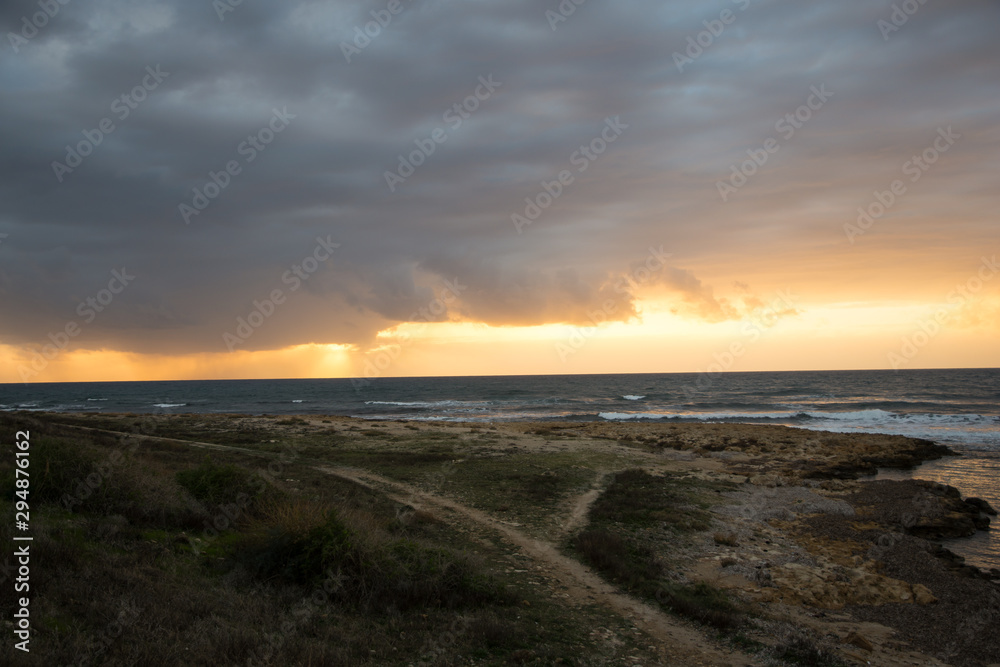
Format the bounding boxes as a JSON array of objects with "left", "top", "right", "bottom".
[
  {"left": 569, "top": 468, "right": 747, "bottom": 630},
  {"left": 0, "top": 413, "right": 665, "bottom": 666},
  {"left": 0, "top": 411, "right": 866, "bottom": 666}
]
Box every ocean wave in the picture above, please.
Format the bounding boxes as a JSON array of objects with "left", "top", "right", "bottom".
[
  {"left": 1, "top": 402, "right": 49, "bottom": 412},
  {"left": 598, "top": 408, "right": 999, "bottom": 425},
  {"left": 595, "top": 409, "right": 1000, "bottom": 450},
  {"left": 153, "top": 403, "right": 187, "bottom": 408},
  {"left": 355, "top": 414, "right": 459, "bottom": 422},
  {"left": 808, "top": 410, "right": 1000, "bottom": 426},
  {"left": 364, "top": 400, "right": 490, "bottom": 409},
  {"left": 291, "top": 400, "right": 304, "bottom": 403},
  {"left": 87, "top": 398, "right": 108, "bottom": 402},
  {"left": 598, "top": 411, "right": 803, "bottom": 421},
  {"left": 806, "top": 409, "right": 896, "bottom": 422},
  {"left": 622, "top": 395, "right": 646, "bottom": 401}
]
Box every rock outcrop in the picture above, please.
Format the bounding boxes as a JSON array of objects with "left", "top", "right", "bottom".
[
  {"left": 768, "top": 559, "right": 938, "bottom": 609},
  {"left": 901, "top": 480, "right": 992, "bottom": 539}
]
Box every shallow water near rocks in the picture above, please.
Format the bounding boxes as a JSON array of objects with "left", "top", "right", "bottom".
[{"left": 876, "top": 451, "right": 1000, "bottom": 572}]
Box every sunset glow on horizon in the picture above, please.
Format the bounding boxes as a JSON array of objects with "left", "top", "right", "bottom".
[{"left": 2, "top": 1, "right": 998, "bottom": 384}]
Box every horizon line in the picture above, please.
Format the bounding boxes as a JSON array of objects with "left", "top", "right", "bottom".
[{"left": 3, "top": 365, "right": 998, "bottom": 386}]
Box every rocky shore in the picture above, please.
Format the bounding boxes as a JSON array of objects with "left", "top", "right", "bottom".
[
  {"left": 471, "top": 419, "right": 1000, "bottom": 665},
  {"left": 577, "top": 420, "right": 999, "bottom": 666},
  {"left": 10, "top": 411, "right": 999, "bottom": 666}
]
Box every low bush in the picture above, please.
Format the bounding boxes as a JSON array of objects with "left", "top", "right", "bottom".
[
  {"left": 575, "top": 528, "right": 662, "bottom": 589},
  {"left": 229, "top": 499, "right": 510, "bottom": 612},
  {"left": 589, "top": 469, "right": 711, "bottom": 531},
  {"left": 5, "top": 435, "right": 202, "bottom": 529},
  {"left": 576, "top": 469, "right": 746, "bottom": 630},
  {"left": 176, "top": 458, "right": 275, "bottom": 516},
  {"left": 10, "top": 436, "right": 99, "bottom": 505},
  {"left": 655, "top": 581, "right": 743, "bottom": 630}
]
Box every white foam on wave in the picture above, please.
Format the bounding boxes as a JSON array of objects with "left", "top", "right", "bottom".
[
  {"left": 805, "top": 409, "right": 895, "bottom": 422},
  {"left": 598, "top": 410, "right": 804, "bottom": 421},
  {"left": 365, "top": 400, "right": 488, "bottom": 409},
  {"left": 5, "top": 402, "right": 45, "bottom": 411},
  {"left": 87, "top": 398, "right": 108, "bottom": 402},
  {"left": 153, "top": 403, "right": 186, "bottom": 408},
  {"left": 598, "top": 408, "right": 1000, "bottom": 450},
  {"left": 804, "top": 410, "right": 999, "bottom": 427},
  {"left": 622, "top": 395, "right": 646, "bottom": 401},
  {"left": 355, "top": 414, "right": 459, "bottom": 422},
  {"left": 292, "top": 400, "right": 304, "bottom": 403}
]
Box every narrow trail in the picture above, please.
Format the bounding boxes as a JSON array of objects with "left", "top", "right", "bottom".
[
  {"left": 50, "top": 422, "right": 756, "bottom": 666},
  {"left": 559, "top": 472, "right": 608, "bottom": 539},
  {"left": 319, "top": 465, "right": 756, "bottom": 667}
]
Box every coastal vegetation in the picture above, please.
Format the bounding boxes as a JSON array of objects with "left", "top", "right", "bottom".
[{"left": 1, "top": 411, "right": 995, "bottom": 666}]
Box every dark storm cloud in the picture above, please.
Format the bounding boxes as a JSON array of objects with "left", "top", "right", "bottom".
[{"left": 1, "top": 0, "right": 998, "bottom": 355}]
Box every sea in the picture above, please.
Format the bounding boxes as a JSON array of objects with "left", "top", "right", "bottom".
[{"left": 2, "top": 368, "right": 998, "bottom": 569}]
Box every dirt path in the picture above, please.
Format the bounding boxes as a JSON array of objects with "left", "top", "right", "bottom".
[
  {"left": 52, "top": 422, "right": 756, "bottom": 665},
  {"left": 319, "top": 465, "right": 756, "bottom": 667},
  {"left": 559, "top": 472, "right": 608, "bottom": 539}
]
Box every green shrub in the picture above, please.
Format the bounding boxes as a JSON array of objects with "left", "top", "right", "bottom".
[
  {"left": 575, "top": 526, "right": 743, "bottom": 629},
  {"left": 589, "top": 469, "right": 712, "bottom": 531},
  {"left": 176, "top": 458, "right": 270, "bottom": 510},
  {"left": 11, "top": 436, "right": 100, "bottom": 505},
  {"left": 236, "top": 509, "right": 356, "bottom": 584},
  {"left": 6, "top": 436, "right": 142, "bottom": 519},
  {"left": 230, "top": 501, "right": 509, "bottom": 611},
  {"left": 575, "top": 528, "right": 663, "bottom": 589},
  {"left": 524, "top": 472, "right": 561, "bottom": 501},
  {"left": 0, "top": 435, "right": 203, "bottom": 529},
  {"left": 655, "top": 581, "right": 743, "bottom": 630}
]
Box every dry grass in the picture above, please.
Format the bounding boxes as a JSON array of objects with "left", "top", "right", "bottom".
[
  {"left": 572, "top": 468, "right": 746, "bottom": 630},
  {"left": 0, "top": 413, "right": 722, "bottom": 665},
  {"left": 714, "top": 531, "right": 739, "bottom": 546},
  {"left": 0, "top": 414, "right": 519, "bottom": 665}
]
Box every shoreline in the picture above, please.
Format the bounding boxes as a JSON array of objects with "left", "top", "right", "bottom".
[{"left": 5, "top": 411, "right": 999, "bottom": 666}]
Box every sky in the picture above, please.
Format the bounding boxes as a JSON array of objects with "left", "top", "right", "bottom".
[{"left": 1, "top": 0, "right": 998, "bottom": 383}]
